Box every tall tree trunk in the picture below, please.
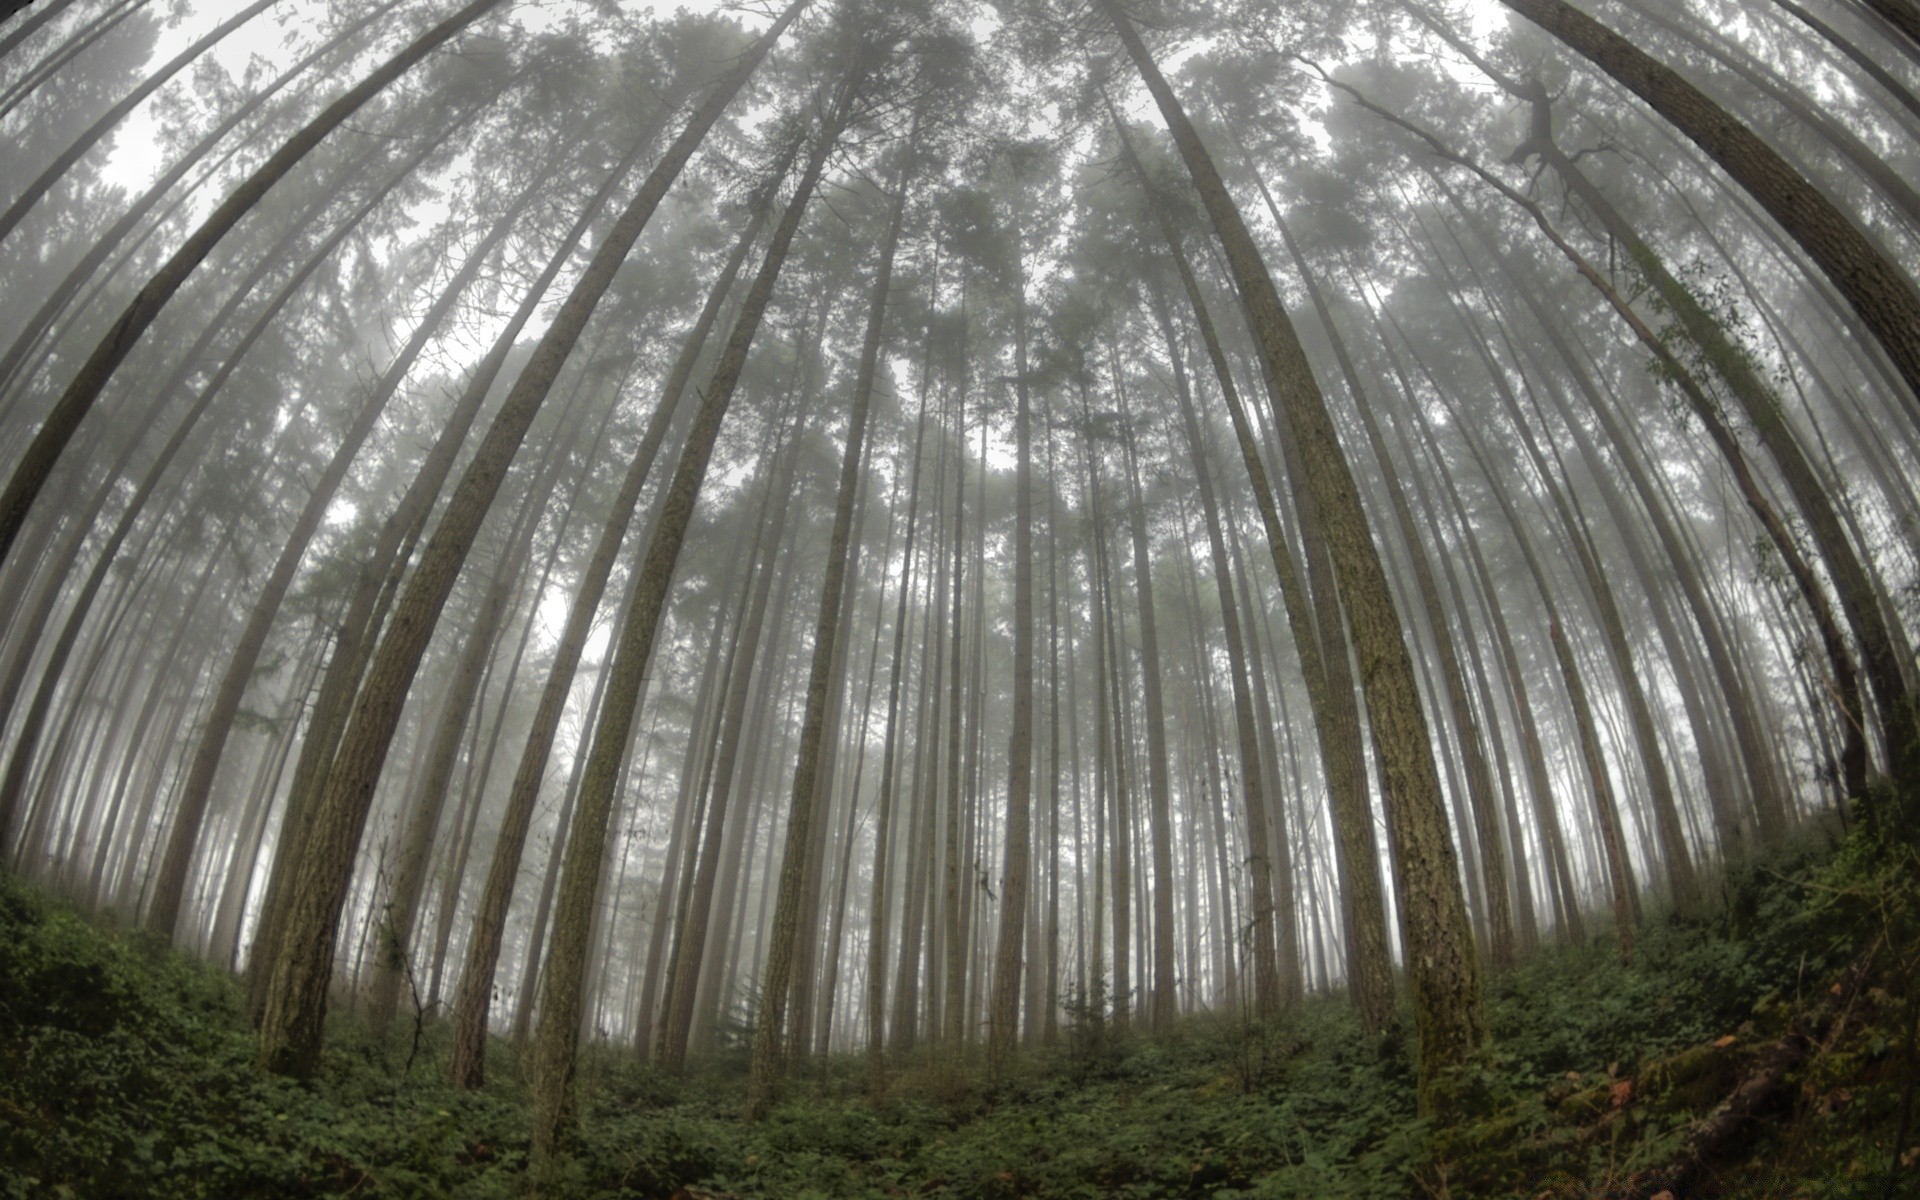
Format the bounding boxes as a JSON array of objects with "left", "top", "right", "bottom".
[
  {"left": 255, "top": 0, "right": 806, "bottom": 1081},
  {"left": 864, "top": 291, "right": 940, "bottom": 1082},
  {"left": 149, "top": 176, "right": 536, "bottom": 938},
  {"left": 657, "top": 429, "right": 806, "bottom": 1070},
  {"left": 749, "top": 145, "right": 910, "bottom": 1113},
  {"left": 1184, "top": 103, "right": 1397, "bottom": 1028},
  {"left": 527, "top": 76, "right": 838, "bottom": 1157},
  {"left": 242, "top": 142, "right": 644, "bottom": 1022},
  {"left": 364, "top": 404, "right": 577, "bottom": 1036},
  {"left": 447, "top": 194, "right": 766, "bottom": 1088},
  {"left": 0, "top": 0, "right": 278, "bottom": 244},
  {"left": 987, "top": 216, "right": 1039, "bottom": 1070},
  {"left": 1110, "top": 368, "right": 1177, "bottom": 1037},
  {"left": 1271, "top": 214, "right": 1518, "bottom": 968},
  {"left": 0, "top": 0, "right": 506, "bottom": 568},
  {"left": 1099, "top": 0, "right": 1482, "bottom": 1107}
]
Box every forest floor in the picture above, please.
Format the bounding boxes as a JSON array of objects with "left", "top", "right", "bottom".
[{"left": 3, "top": 798, "right": 1916, "bottom": 1199}]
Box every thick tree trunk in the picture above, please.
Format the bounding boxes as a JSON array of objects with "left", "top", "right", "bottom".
[
  {"left": 1196, "top": 110, "right": 1397, "bottom": 1028},
  {"left": 1273, "top": 215, "right": 1518, "bottom": 968},
  {"left": 255, "top": 0, "right": 802, "bottom": 1080},
  {"left": 1100, "top": 0, "right": 1482, "bottom": 1106},
  {"left": 527, "top": 77, "right": 837, "bottom": 1156}
]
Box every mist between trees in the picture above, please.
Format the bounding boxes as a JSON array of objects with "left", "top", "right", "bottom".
[{"left": 1, "top": 0, "right": 1918, "bottom": 1163}]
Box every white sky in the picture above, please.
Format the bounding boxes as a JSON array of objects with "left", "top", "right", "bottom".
[{"left": 104, "top": 0, "right": 1514, "bottom": 188}]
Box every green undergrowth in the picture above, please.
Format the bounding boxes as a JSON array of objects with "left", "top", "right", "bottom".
[{"left": 2, "top": 799, "right": 1914, "bottom": 1198}]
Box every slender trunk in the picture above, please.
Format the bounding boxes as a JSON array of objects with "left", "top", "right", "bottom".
[
  {"left": 0, "top": 2, "right": 402, "bottom": 404},
  {"left": 150, "top": 176, "right": 535, "bottom": 937},
  {"left": 0, "top": 0, "right": 507, "bottom": 566},
  {"left": 0, "top": 0, "right": 278, "bottom": 243},
  {"left": 986, "top": 219, "right": 1038, "bottom": 1071},
  {"left": 0, "top": 141, "right": 433, "bottom": 853},
  {"left": 1109, "top": 367, "right": 1177, "bottom": 1037},
  {"left": 526, "top": 74, "right": 835, "bottom": 1156},
  {"left": 658, "top": 435, "right": 805, "bottom": 1070},
  {"left": 255, "top": 1, "right": 802, "bottom": 1078},
  {"left": 446, "top": 191, "right": 764, "bottom": 1089},
  {"left": 864, "top": 294, "right": 938, "bottom": 1082},
  {"left": 1102, "top": 0, "right": 1482, "bottom": 1105},
  {"left": 749, "top": 149, "right": 910, "bottom": 1112}
]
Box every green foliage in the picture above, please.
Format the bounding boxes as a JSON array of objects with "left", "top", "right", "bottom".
[
  {"left": 0, "top": 876, "right": 529, "bottom": 1198},
  {"left": 1430, "top": 815, "right": 1919, "bottom": 1196},
  {"left": 4, "top": 816, "right": 1914, "bottom": 1198}
]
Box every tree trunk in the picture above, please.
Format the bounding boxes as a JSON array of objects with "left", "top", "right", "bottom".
[
  {"left": 526, "top": 73, "right": 838, "bottom": 1157},
  {"left": 242, "top": 141, "right": 643, "bottom": 1019},
  {"left": 749, "top": 147, "right": 910, "bottom": 1112},
  {"left": 0, "top": 0, "right": 277, "bottom": 243},
  {"left": 1100, "top": 0, "right": 1482, "bottom": 1107},
  {"left": 149, "top": 175, "right": 535, "bottom": 938},
  {"left": 446, "top": 192, "right": 765, "bottom": 1089},
  {"left": 0, "top": 0, "right": 506, "bottom": 568},
  {"left": 987, "top": 215, "right": 1039, "bottom": 1071},
  {"left": 254, "top": 0, "right": 803, "bottom": 1080}
]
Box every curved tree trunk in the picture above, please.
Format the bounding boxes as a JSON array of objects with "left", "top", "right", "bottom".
[
  {"left": 148, "top": 177, "right": 535, "bottom": 938},
  {"left": 445, "top": 191, "right": 765, "bottom": 1090},
  {"left": 0, "top": 0, "right": 507, "bottom": 569},
  {"left": 1100, "top": 0, "right": 1482, "bottom": 1107},
  {"left": 0, "top": 0, "right": 278, "bottom": 244},
  {"left": 526, "top": 70, "right": 837, "bottom": 1156},
  {"left": 243, "top": 132, "right": 650, "bottom": 1022},
  {"left": 254, "top": 0, "right": 803, "bottom": 1078}
]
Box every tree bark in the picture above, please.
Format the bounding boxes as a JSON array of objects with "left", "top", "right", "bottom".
[
  {"left": 526, "top": 72, "right": 837, "bottom": 1155},
  {"left": 0, "top": 0, "right": 506, "bottom": 569},
  {"left": 255, "top": 0, "right": 804, "bottom": 1080}
]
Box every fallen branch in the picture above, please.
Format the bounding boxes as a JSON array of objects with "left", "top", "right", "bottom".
[{"left": 1634, "top": 950, "right": 1878, "bottom": 1197}]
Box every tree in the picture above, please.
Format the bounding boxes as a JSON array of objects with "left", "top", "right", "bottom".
[
  {"left": 530, "top": 51, "right": 848, "bottom": 1152},
  {"left": 1096, "top": 0, "right": 1484, "bottom": 1109},
  {"left": 0, "top": 0, "right": 508, "bottom": 569},
  {"left": 255, "top": 0, "right": 811, "bottom": 1079}
]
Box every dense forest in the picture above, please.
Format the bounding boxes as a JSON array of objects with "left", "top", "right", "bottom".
[{"left": 1, "top": 0, "right": 1918, "bottom": 1194}]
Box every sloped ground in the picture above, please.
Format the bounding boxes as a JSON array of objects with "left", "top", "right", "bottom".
[{"left": 2, "top": 800, "right": 1913, "bottom": 1199}]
